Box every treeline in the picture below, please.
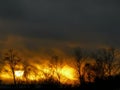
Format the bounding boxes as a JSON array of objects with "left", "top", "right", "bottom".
[{"left": 0, "top": 47, "right": 120, "bottom": 89}]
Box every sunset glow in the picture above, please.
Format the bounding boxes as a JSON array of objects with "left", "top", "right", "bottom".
[
  {"left": 0, "top": 0, "right": 119, "bottom": 89},
  {"left": 0, "top": 62, "right": 79, "bottom": 84},
  {"left": 15, "top": 70, "right": 24, "bottom": 77},
  {"left": 0, "top": 48, "right": 119, "bottom": 86},
  {"left": 61, "top": 65, "right": 77, "bottom": 80}
]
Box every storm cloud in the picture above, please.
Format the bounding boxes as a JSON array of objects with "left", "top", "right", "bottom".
[{"left": 0, "top": 0, "right": 120, "bottom": 51}]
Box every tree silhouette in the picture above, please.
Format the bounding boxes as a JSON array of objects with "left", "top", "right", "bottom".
[
  {"left": 3, "top": 49, "right": 22, "bottom": 85},
  {"left": 51, "top": 55, "right": 61, "bottom": 84},
  {"left": 99, "top": 47, "right": 118, "bottom": 76},
  {"left": 23, "top": 64, "right": 39, "bottom": 84},
  {"left": 83, "top": 63, "right": 97, "bottom": 82},
  {"left": 91, "top": 49, "right": 106, "bottom": 78},
  {"left": 74, "top": 48, "right": 85, "bottom": 85},
  {"left": 92, "top": 47, "right": 120, "bottom": 79}
]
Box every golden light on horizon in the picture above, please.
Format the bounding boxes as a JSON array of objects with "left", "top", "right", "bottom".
[
  {"left": 61, "top": 65, "right": 77, "bottom": 80},
  {"left": 0, "top": 58, "right": 108, "bottom": 85},
  {"left": 15, "top": 70, "right": 24, "bottom": 77},
  {"left": 0, "top": 63, "right": 79, "bottom": 85}
]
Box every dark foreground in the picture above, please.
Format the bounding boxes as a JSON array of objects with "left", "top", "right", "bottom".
[
  {"left": 0, "top": 83, "right": 119, "bottom": 90},
  {"left": 0, "top": 75, "right": 120, "bottom": 90}
]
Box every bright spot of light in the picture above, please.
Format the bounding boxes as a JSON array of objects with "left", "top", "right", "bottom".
[{"left": 15, "top": 70, "right": 24, "bottom": 77}]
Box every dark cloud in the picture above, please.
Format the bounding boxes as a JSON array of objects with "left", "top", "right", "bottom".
[{"left": 0, "top": 0, "right": 120, "bottom": 49}]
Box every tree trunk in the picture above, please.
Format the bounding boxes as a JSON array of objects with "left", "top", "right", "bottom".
[{"left": 12, "top": 68, "right": 16, "bottom": 85}]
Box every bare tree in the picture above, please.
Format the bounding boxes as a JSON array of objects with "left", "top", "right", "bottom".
[
  {"left": 112, "top": 49, "right": 120, "bottom": 75},
  {"left": 3, "top": 49, "right": 21, "bottom": 85},
  {"left": 74, "top": 48, "right": 85, "bottom": 84},
  {"left": 51, "top": 55, "right": 61, "bottom": 84},
  {"left": 23, "top": 63, "right": 39, "bottom": 84},
  {"left": 92, "top": 47, "right": 120, "bottom": 78},
  {"left": 104, "top": 47, "right": 120, "bottom": 76},
  {"left": 83, "top": 63, "right": 97, "bottom": 82},
  {"left": 91, "top": 49, "right": 106, "bottom": 78}
]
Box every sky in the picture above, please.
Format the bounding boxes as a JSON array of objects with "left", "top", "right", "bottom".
[{"left": 0, "top": 0, "right": 120, "bottom": 54}]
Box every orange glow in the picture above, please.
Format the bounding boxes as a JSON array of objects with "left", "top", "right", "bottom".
[
  {"left": 0, "top": 59, "right": 96, "bottom": 85},
  {"left": 0, "top": 47, "right": 119, "bottom": 86},
  {"left": 61, "top": 65, "right": 77, "bottom": 80},
  {"left": 0, "top": 63, "right": 79, "bottom": 85},
  {"left": 0, "top": 72, "right": 12, "bottom": 79}
]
